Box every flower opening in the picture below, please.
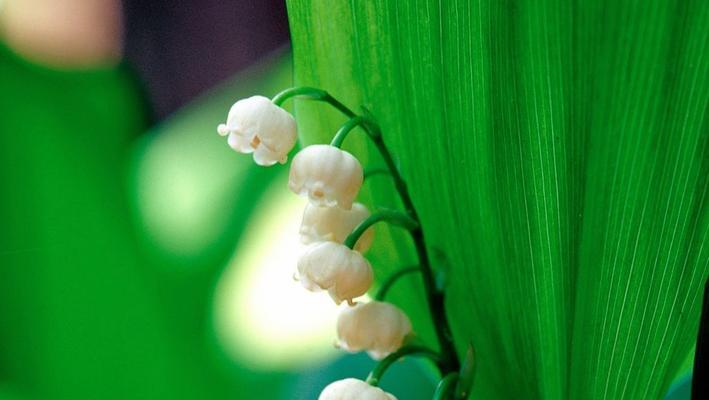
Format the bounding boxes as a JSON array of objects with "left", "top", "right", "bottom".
[
  {"left": 336, "top": 301, "right": 412, "bottom": 360},
  {"left": 288, "top": 145, "right": 363, "bottom": 209},
  {"left": 296, "top": 242, "right": 372, "bottom": 305}
]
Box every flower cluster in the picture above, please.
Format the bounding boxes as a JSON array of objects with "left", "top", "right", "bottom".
[{"left": 217, "top": 91, "right": 465, "bottom": 400}]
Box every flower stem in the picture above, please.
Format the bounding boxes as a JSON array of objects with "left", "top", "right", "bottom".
[
  {"left": 366, "top": 345, "right": 443, "bottom": 387},
  {"left": 344, "top": 210, "right": 419, "bottom": 250},
  {"left": 433, "top": 373, "right": 459, "bottom": 400},
  {"left": 367, "top": 125, "right": 459, "bottom": 372},
  {"left": 330, "top": 115, "right": 380, "bottom": 147},
  {"left": 375, "top": 266, "right": 421, "bottom": 301},
  {"left": 332, "top": 112, "right": 460, "bottom": 373},
  {"left": 364, "top": 166, "right": 391, "bottom": 180},
  {"left": 272, "top": 87, "right": 356, "bottom": 118}
]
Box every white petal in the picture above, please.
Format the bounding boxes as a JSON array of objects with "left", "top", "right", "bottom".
[
  {"left": 297, "top": 242, "right": 372, "bottom": 305},
  {"left": 253, "top": 145, "right": 281, "bottom": 166},
  {"left": 219, "top": 95, "right": 297, "bottom": 165},
  {"left": 300, "top": 202, "right": 374, "bottom": 252},
  {"left": 227, "top": 132, "right": 255, "bottom": 154},
  {"left": 217, "top": 123, "right": 230, "bottom": 136},
  {"left": 319, "top": 378, "right": 397, "bottom": 400},
  {"left": 336, "top": 301, "right": 412, "bottom": 359},
  {"left": 289, "top": 145, "right": 363, "bottom": 209}
]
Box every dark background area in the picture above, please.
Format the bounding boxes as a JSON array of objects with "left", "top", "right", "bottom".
[{"left": 123, "top": 0, "right": 290, "bottom": 120}]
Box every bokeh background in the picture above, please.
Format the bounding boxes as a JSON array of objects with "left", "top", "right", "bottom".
[
  {"left": 0, "top": 1, "right": 435, "bottom": 399},
  {"left": 0, "top": 1, "right": 695, "bottom": 399}
]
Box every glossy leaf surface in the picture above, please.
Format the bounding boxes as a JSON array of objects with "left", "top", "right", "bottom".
[{"left": 285, "top": 1, "right": 708, "bottom": 398}]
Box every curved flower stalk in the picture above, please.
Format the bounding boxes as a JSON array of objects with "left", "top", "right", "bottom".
[
  {"left": 218, "top": 87, "right": 475, "bottom": 399},
  {"left": 319, "top": 378, "right": 397, "bottom": 400},
  {"left": 296, "top": 241, "right": 373, "bottom": 305},
  {"left": 216, "top": 95, "right": 296, "bottom": 166},
  {"left": 336, "top": 301, "right": 412, "bottom": 360},
  {"left": 366, "top": 345, "right": 445, "bottom": 386},
  {"left": 300, "top": 202, "right": 374, "bottom": 252},
  {"left": 329, "top": 112, "right": 458, "bottom": 371},
  {"left": 375, "top": 266, "right": 421, "bottom": 300}
]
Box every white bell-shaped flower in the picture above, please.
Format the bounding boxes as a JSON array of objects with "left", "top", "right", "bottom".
[
  {"left": 319, "top": 378, "right": 397, "bottom": 400},
  {"left": 336, "top": 301, "right": 412, "bottom": 360},
  {"left": 300, "top": 202, "right": 374, "bottom": 252},
  {"left": 288, "top": 145, "right": 363, "bottom": 209},
  {"left": 217, "top": 95, "right": 297, "bottom": 166},
  {"left": 296, "top": 242, "right": 372, "bottom": 305}
]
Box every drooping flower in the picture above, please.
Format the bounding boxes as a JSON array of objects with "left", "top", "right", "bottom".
[
  {"left": 336, "top": 301, "right": 412, "bottom": 360},
  {"left": 288, "top": 145, "right": 363, "bottom": 209},
  {"left": 319, "top": 378, "right": 397, "bottom": 400},
  {"left": 296, "top": 242, "right": 372, "bottom": 305},
  {"left": 300, "top": 202, "right": 374, "bottom": 252},
  {"left": 217, "top": 95, "right": 297, "bottom": 166}
]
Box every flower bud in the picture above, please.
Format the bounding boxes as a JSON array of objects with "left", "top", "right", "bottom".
[
  {"left": 300, "top": 202, "right": 374, "bottom": 252},
  {"left": 336, "top": 301, "right": 412, "bottom": 360},
  {"left": 319, "top": 378, "right": 397, "bottom": 400},
  {"left": 288, "top": 145, "right": 363, "bottom": 209},
  {"left": 297, "top": 242, "right": 372, "bottom": 305},
  {"left": 217, "top": 95, "right": 297, "bottom": 166}
]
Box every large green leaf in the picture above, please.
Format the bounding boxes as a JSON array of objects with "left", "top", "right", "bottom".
[{"left": 284, "top": 1, "right": 708, "bottom": 398}]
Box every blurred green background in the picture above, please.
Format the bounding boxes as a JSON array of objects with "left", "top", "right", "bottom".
[{"left": 0, "top": 25, "right": 440, "bottom": 398}]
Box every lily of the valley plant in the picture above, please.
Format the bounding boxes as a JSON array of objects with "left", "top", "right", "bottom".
[{"left": 218, "top": 88, "right": 476, "bottom": 399}]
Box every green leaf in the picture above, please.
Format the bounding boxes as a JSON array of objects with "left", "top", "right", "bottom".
[{"left": 284, "top": 1, "right": 708, "bottom": 398}]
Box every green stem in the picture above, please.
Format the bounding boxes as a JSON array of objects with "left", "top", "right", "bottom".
[
  {"left": 410, "top": 211, "right": 458, "bottom": 372},
  {"left": 366, "top": 345, "right": 443, "bottom": 387},
  {"left": 332, "top": 113, "right": 459, "bottom": 372},
  {"left": 375, "top": 266, "right": 421, "bottom": 301},
  {"left": 374, "top": 135, "right": 459, "bottom": 371},
  {"left": 364, "top": 166, "right": 391, "bottom": 180},
  {"left": 370, "top": 131, "right": 458, "bottom": 372},
  {"left": 433, "top": 373, "right": 459, "bottom": 400},
  {"left": 344, "top": 210, "right": 418, "bottom": 250},
  {"left": 330, "top": 115, "right": 380, "bottom": 147},
  {"left": 272, "top": 87, "right": 356, "bottom": 118}
]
